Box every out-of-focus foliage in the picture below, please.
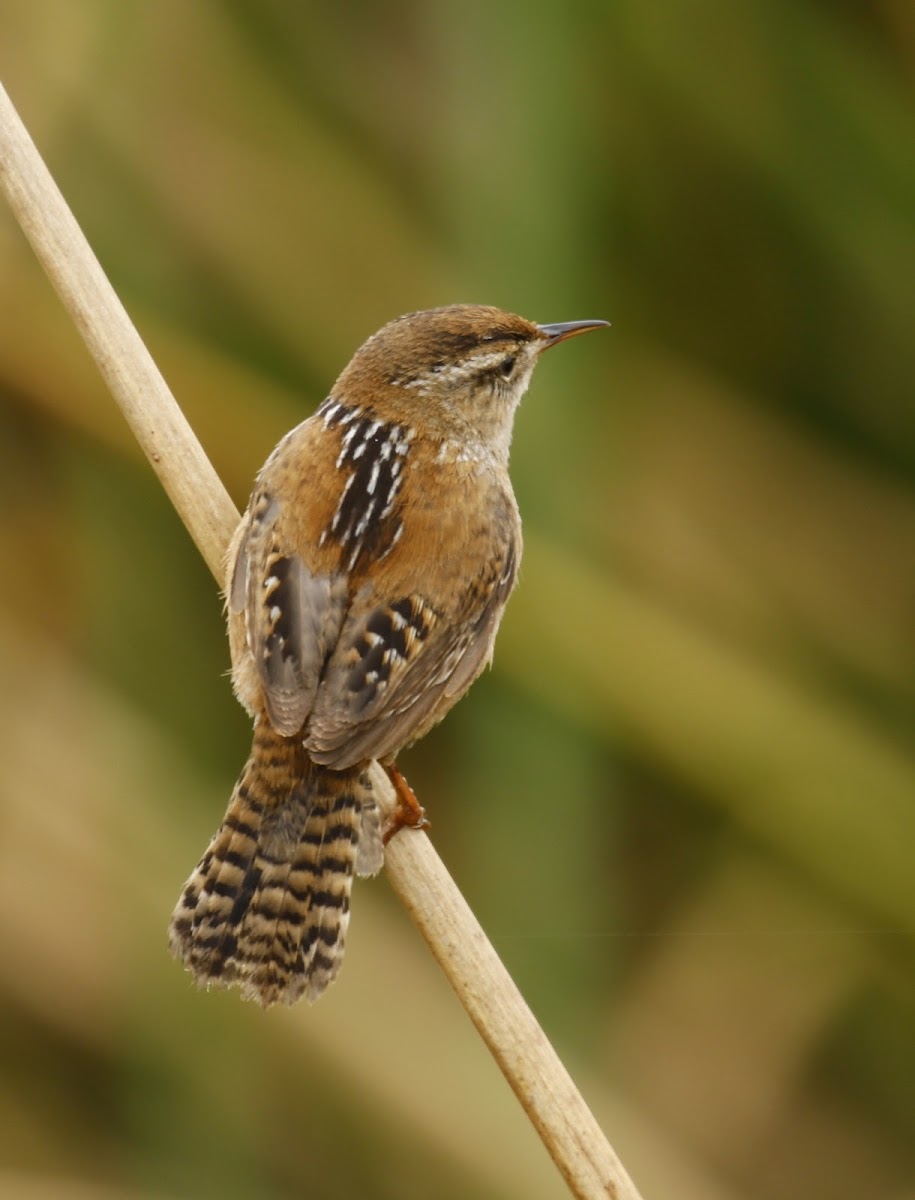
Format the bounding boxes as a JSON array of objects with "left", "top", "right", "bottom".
[{"left": 1, "top": 3, "right": 913, "bottom": 1198}]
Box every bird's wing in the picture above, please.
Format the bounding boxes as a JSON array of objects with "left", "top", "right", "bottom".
[
  {"left": 304, "top": 526, "right": 519, "bottom": 767},
  {"left": 227, "top": 418, "right": 352, "bottom": 737}
]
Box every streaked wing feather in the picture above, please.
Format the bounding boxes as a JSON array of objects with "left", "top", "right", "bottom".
[
  {"left": 307, "top": 534, "right": 517, "bottom": 767},
  {"left": 240, "top": 490, "right": 348, "bottom": 737}
]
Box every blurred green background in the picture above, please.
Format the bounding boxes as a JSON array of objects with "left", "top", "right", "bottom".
[{"left": 1, "top": 3, "right": 913, "bottom": 1199}]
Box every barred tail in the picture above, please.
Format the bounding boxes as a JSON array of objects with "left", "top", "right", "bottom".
[{"left": 168, "top": 722, "right": 384, "bottom": 1006}]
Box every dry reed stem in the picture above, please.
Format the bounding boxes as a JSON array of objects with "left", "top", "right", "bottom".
[{"left": 0, "top": 79, "right": 643, "bottom": 1200}]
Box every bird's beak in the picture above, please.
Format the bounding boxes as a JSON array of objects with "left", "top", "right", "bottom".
[{"left": 537, "top": 319, "right": 610, "bottom": 349}]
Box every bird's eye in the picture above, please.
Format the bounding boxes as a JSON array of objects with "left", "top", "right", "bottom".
[{"left": 499, "top": 356, "right": 516, "bottom": 377}]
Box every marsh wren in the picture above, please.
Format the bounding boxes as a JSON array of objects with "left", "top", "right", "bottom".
[{"left": 169, "top": 304, "right": 608, "bottom": 1006}]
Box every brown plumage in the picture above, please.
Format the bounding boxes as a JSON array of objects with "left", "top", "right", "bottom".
[{"left": 169, "top": 304, "right": 608, "bottom": 1005}]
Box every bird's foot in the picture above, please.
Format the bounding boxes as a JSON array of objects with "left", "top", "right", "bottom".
[{"left": 382, "top": 762, "right": 430, "bottom": 845}]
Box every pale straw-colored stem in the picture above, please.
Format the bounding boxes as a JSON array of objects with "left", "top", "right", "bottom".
[{"left": 0, "top": 79, "right": 643, "bottom": 1200}]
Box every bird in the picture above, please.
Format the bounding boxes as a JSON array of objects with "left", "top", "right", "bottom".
[{"left": 168, "top": 304, "right": 608, "bottom": 1006}]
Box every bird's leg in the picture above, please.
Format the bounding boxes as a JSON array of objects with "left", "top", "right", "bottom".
[{"left": 382, "top": 762, "right": 430, "bottom": 844}]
